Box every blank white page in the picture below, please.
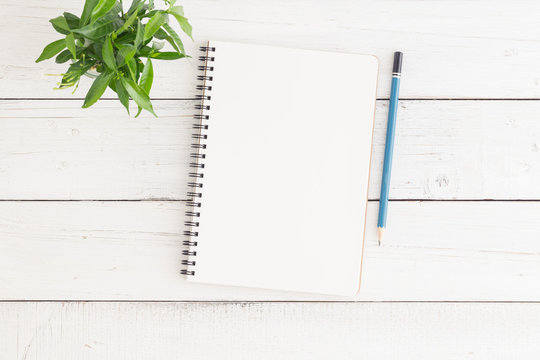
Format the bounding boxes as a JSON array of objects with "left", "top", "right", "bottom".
[{"left": 189, "top": 41, "right": 378, "bottom": 295}]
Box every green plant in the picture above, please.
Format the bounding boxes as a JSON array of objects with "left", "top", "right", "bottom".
[{"left": 36, "top": 0, "right": 192, "bottom": 117}]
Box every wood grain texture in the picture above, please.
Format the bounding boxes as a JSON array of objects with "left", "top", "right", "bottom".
[
  {"left": 2, "top": 0, "right": 539, "bottom": 355},
  {"left": 3, "top": 0, "right": 540, "bottom": 98},
  {"left": 1, "top": 99, "right": 539, "bottom": 200},
  {"left": 0, "top": 201, "right": 539, "bottom": 301},
  {"left": 0, "top": 100, "right": 194, "bottom": 200},
  {"left": 2, "top": 301, "right": 540, "bottom": 360}
]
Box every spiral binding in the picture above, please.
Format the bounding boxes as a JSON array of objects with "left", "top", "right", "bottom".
[{"left": 181, "top": 45, "right": 215, "bottom": 276}]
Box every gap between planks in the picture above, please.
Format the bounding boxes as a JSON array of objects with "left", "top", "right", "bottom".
[
  {"left": 0, "top": 199, "right": 539, "bottom": 202},
  {"left": 3, "top": 98, "right": 540, "bottom": 101},
  {"left": 2, "top": 300, "right": 540, "bottom": 304}
]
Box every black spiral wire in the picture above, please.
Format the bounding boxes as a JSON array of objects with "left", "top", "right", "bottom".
[{"left": 180, "top": 45, "right": 215, "bottom": 276}]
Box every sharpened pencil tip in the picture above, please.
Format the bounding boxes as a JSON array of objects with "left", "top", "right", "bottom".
[{"left": 377, "top": 227, "right": 384, "bottom": 245}]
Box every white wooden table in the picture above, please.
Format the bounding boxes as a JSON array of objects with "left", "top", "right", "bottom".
[{"left": 1, "top": 0, "right": 540, "bottom": 358}]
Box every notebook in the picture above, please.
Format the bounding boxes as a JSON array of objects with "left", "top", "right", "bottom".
[{"left": 182, "top": 41, "right": 379, "bottom": 296}]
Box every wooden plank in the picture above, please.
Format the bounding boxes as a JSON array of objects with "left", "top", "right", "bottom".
[
  {"left": 3, "top": 0, "right": 540, "bottom": 98},
  {"left": 1, "top": 99, "right": 539, "bottom": 200},
  {"left": 0, "top": 201, "right": 539, "bottom": 301},
  {"left": 2, "top": 301, "right": 540, "bottom": 359},
  {"left": 0, "top": 100, "right": 194, "bottom": 200}
]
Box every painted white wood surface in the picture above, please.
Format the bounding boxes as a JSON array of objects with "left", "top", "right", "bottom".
[
  {"left": 2, "top": 0, "right": 540, "bottom": 356},
  {"left": 2, "top": 302, "right": 540, "bottom": 360},
  {"left": 1, "top": 200, "right": 539, "bottom": 301},
  {"left": 1, "top": 99, "right": 539, "bottom": 200},
  {"left": 2, "top": 0, "right": 540, "bottom": 98}
]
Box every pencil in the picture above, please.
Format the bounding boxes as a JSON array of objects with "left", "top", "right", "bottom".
[{"left": 377, "top": 51, "right": 403, "bottom": 245}]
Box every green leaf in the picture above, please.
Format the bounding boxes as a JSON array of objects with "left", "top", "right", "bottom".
[
  {"left": 116, "top": 45, "right": 136, "bottom": 66},
  {"left": 108, "top": 79, "right": 117, "bottom": 91},
  {"left": 137, "top": 4, "right": 149, "bottom": 17},
  {"left": 139, "top": 46, "right": 186, "bottom": 60},
  {"left": 139, "top": 58, "right": 153, "bottom": 94},
  {"left": 138, "top": 46, "right": 152, "bottom": 56},
  {"left": 72, "top": 12, "right": 123, "bottom": 40},
  {"left": 116, "top": 78, "right": 130, "bottom": 114},
  {"left": 80, "top": 0, "right": 99, "bottom": 25},
  {"left": 141, "top": 9, "right": 159, "bottom": 19},
  {"left": 149, "top": 51, "right": 185, "bottom": 60},
  {"left": 162, "top": 36, "right": 180, "bottom": 54},
  {"left": 162, "top": 23, "right": 185, "bottom": 54},
  {"left": 168, "top": 7, "right": 192, "bottom": 40},
  {"left": 115, "top": 32, "right": 136, "bottom": 45},
  {"left": 83, "top": 70, "right": 115, "bottom": 108},
  {"left": 136, "top": 58, "right": 144, "bottom": 82},
  {"left": 65, "top": 33, "right": 77, "bottom": 58},
  {"left": 168, "top": 5, "right": 183, "bottom": 17},
  {"left": 126, "top": 57, "right": 138, "bottom": 81},
  {"left": 57, "top": 60, "right": 95, "bottom": 89},
  {"left": 152, "top": 41, "right": 164, "bottom": 51},
  {"left": 127, "top": 0, "right": 143, "bottom": 15},
  {"left": 50, "top": 16, "right": 71, "bottom": 35},
  {"left": 170, "top": 13, "right": 192, "bottom": 40},
  {"left": 135, "top": 58, "right": 153, "bottom": 117},
  {"left": 63, "top": 12, "right": 80, "bottom": 29},
  {"left": 91, "top": 0, "right": 117, "bottom": 23},
  {"left": 134, "top": 19, "right": 144, "bottom": 48},
  {"left": 87, "top": 43, "right": 104, "bottom": 60},
  {"left": 144, "top": 12, "right": 167, "bottom": 41},
  {"left": 121, "top": 76, "right": 157, "bottom": 117},
  {"left": 115, "top": 4, "right": 140, "bottom": 35},
  {"left": 102, "top": 35, "right": 117, "bottom": 70},
  {"left": 55, "top": 49, "right": 73, "bottom": 63},
  {"left": 154, "top": 27, "right": 168, "bottom": 40},
  {"left": 36, "top": 39, "right": 67, "bottom": 62},
  {"left": 153, "top": 28, "right": 180, "bottom": 53}
]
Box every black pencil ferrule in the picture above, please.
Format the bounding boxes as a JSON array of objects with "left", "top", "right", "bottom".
[{"left": 392, "top": 52, "right": 403, "bottom": 74}]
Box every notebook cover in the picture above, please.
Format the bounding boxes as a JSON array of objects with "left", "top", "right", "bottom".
[{"left": 184, "top": 41, "right": 379, "bottom": 295}]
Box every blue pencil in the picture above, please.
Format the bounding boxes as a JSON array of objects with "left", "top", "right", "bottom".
[{"left": 378, "top": 51, "right": 403, "bottom": 244}]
